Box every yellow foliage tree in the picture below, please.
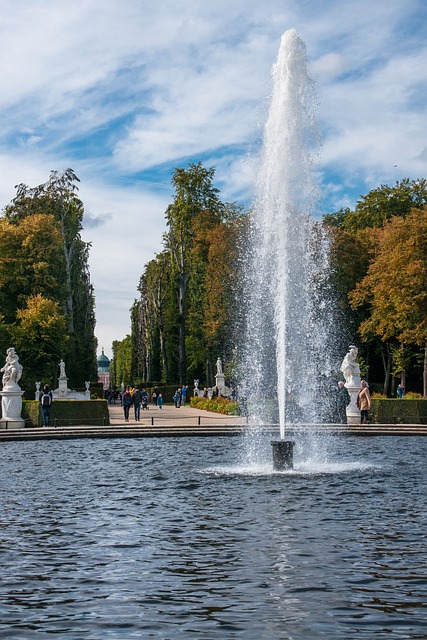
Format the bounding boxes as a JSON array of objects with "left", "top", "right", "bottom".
[
  {"left": 11, "top": 294, "right": 69, "bottom": 386},
  {"left": 349, "top": 208, "right": 427, "bottom": 395}
]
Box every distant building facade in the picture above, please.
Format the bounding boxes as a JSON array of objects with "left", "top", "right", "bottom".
[{"left": 97, "top": 348, "right": 110, "bottom": 389}]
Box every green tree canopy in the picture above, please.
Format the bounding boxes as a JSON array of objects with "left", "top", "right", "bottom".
[
  {"left": 164, "top": 162, "right": 228, "bottom": 384},
  {"left": 324, "top": 178, "right": 427, "bottom": 232}
]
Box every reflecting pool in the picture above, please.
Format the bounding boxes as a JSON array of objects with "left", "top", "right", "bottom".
[{"left": 0, "top": 436, "right": 426, "bottom": 639}]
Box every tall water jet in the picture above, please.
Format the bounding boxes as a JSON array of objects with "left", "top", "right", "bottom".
[{"left": 240, "top": 30, "right": 334, "bottom": 468}]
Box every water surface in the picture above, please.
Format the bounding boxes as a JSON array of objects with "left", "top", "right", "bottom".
[{"left": 0, "top": 435, "right": 426, "bottom": 639}]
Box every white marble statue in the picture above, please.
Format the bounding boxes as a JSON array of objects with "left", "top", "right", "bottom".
[
  {"left": 340, "top": 345, "right": 362, "bottom": 425},
  {"left": 1, "top": 348, "right": 24, "bottom": 428},
  {"left": 1, "top": 348, "right": 23, "bottom": 390},
  {"left": 216, "top": 357, "right": 223, "bottom": 375},
  {"left": 340, "top": 345, "right": 360, "bottom": 385},
  {"left": 85, "top": 381, "right": 90, "bottom": 391},
  {"left": 59, "top": 359, "right": 66, "bottom": 378}
]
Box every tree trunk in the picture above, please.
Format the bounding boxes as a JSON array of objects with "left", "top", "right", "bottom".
[
  {"left": 400, "top": 343, "right": 406, "bottom": 389},
  {"left": 178, "top": 271, "right": 187, "bottom": 385},
  {"left": 159, "top": 323, "right": 168, "bottom": 382},
  {"left": 381, "top": 344, "right": 392, "bottom": 396},
  {"left": 59, "top": 212, "right": 75, "bottom": 336}
]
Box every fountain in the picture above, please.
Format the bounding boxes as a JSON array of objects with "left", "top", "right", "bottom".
[{"left": 241, "top": 30, "right": 335, "bottom": 470}]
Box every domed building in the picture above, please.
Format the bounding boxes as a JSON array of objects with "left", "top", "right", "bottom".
[{"left": 97, "top": 348, "right": 110, "bottom": 389}]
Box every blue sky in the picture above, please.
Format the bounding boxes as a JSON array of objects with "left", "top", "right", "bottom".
[{"left": 1, "top": 0, "right": 427, "bottom": 358}]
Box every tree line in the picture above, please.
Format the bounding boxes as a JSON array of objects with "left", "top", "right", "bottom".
[
  {"left": 325, "top": 177, "right": 427, "bottom": 397},
  {"left": 6, "top": 164, "right": 420, "bottom": 399},
  {"left": 112, "top": 165, "right": 426, "bottom": 397},
  {"left": 110, "top": 162, "right": 244, "bottom": 390},
  {"left": 0, "top": 169, "right": 97, "bottom": 391}
]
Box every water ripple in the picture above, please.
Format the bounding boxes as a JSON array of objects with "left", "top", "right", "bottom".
[{"left": 0, "top": 436, "right": 426, "bottom": 639}]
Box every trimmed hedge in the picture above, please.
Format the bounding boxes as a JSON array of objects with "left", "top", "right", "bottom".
[
  {"left": 371, "top": 399, "right": 427, "bottom": 424},
  {"left": 148, "top": 386, "right": 182, "bottom": 404},
  {"left": 22, "top": 401, "right": 41, "bottom": 427},
  {"left": 22, "top": 399, "right": 110, "bottom": 427}
]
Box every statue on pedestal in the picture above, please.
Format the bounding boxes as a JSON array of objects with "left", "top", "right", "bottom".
[
  {"left": 0, "top": 347, "right": 25, "bottom": 429},
  {"left": 339, "top": 345, "right": 362, "bottom": 425}
]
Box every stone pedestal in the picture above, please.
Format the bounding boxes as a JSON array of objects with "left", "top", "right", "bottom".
[
  {"left": 56, "top": 376, "right": 70, "bottom": 398},
  {"left": 346, "top": 376, "right": 361, "bottom": 425},
  {"left": 215, "top": 372, "right": 226, "bottom": 394},
  {"left": 0, "top": 389, "right": 25, "bottom": 429}
]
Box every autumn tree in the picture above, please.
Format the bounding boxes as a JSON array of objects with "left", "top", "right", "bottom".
[
  {"left": 349, "top": 208, "right": 427, "bottom": 396},
  {"left": 3, "top": 169, "right": 97, "bottom": 385},
  {"left": 324, "top": 178, "right": 427, "bottom": 391},
  {"left": 0, "top": 213, "right": 66, "bottom": 323},
  {"left": 186, "top": 209, "right": 242, "bottom": 383},
  {"left": 164, "top": 162, "right": 226, "bottom": 384},
  {"left": 11, "top": 294, "right": 69, "bottom": 388}
]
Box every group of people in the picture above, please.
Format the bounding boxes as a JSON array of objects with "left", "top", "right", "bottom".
[
  {"left": 121, "top": 386, "right": 164, "bottom": 422},
  {"left": 336, "top": 379, "right": 372, "bottom": 424},
  {"left": 172, "top": 386, "right": 189, "bottom": 408}
]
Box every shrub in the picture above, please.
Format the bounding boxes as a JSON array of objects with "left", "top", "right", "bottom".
[{"left": 190, "top": 396, "right": 240, "bottom": 415}]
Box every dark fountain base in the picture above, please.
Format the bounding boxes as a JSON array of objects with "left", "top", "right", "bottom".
[{"left": 271, "top": 440, "right": 295, "bottom": 471}]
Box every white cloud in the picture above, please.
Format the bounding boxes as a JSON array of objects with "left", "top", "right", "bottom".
[{"left": 1, "top": 0, "right": 426, "bottom": 354}]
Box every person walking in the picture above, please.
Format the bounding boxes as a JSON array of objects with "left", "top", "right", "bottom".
[
  {"left": 336, "top": 381, "right": 351, "bottom": 424},
  {"left": 40, "top": 384, "right": 53, "bottom": 427},
  {"left": 181, "top": 385, "right": 188, "bottom": 406},
  {"left": 132, "top": 386, "right": 142, "bottom": 421},
  {"left": 121, "top": 387, "right": 132, "bottom": 422},
  {"left": 152, "top": 387, "right": 158, "bottom": 406},
  {"left": 397, "top": 383, "right": 405, "bottom": 399},
  {"left": 173, "top": 389, "right": 181, "bottom": 408},
  {"left": 356, "top": 380, "right": 371, "bottom": 424},
  {"left": 157, "top": 393, "right": 163, "bottom": 410}
]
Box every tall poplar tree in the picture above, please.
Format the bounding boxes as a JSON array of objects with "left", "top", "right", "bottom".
[{"left": 164, "top": 162, "right": 225, "bottom": 384}]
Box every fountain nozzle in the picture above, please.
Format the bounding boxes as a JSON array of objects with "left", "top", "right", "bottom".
[{"left": 271, "top": 440, "right": 295, "bottom": 471}]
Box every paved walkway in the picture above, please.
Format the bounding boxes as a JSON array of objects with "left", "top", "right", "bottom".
[{"left": 107, "top": 401, "right": 246, "bottom": 427}]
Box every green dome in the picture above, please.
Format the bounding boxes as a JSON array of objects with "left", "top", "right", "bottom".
[{"left": 97, "top": 348, "right": 110, "bottom": 371}]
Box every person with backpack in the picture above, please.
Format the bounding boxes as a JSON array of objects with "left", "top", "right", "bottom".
[{"left": 40, "top": 384, "right": 53, "bottom": 427}]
